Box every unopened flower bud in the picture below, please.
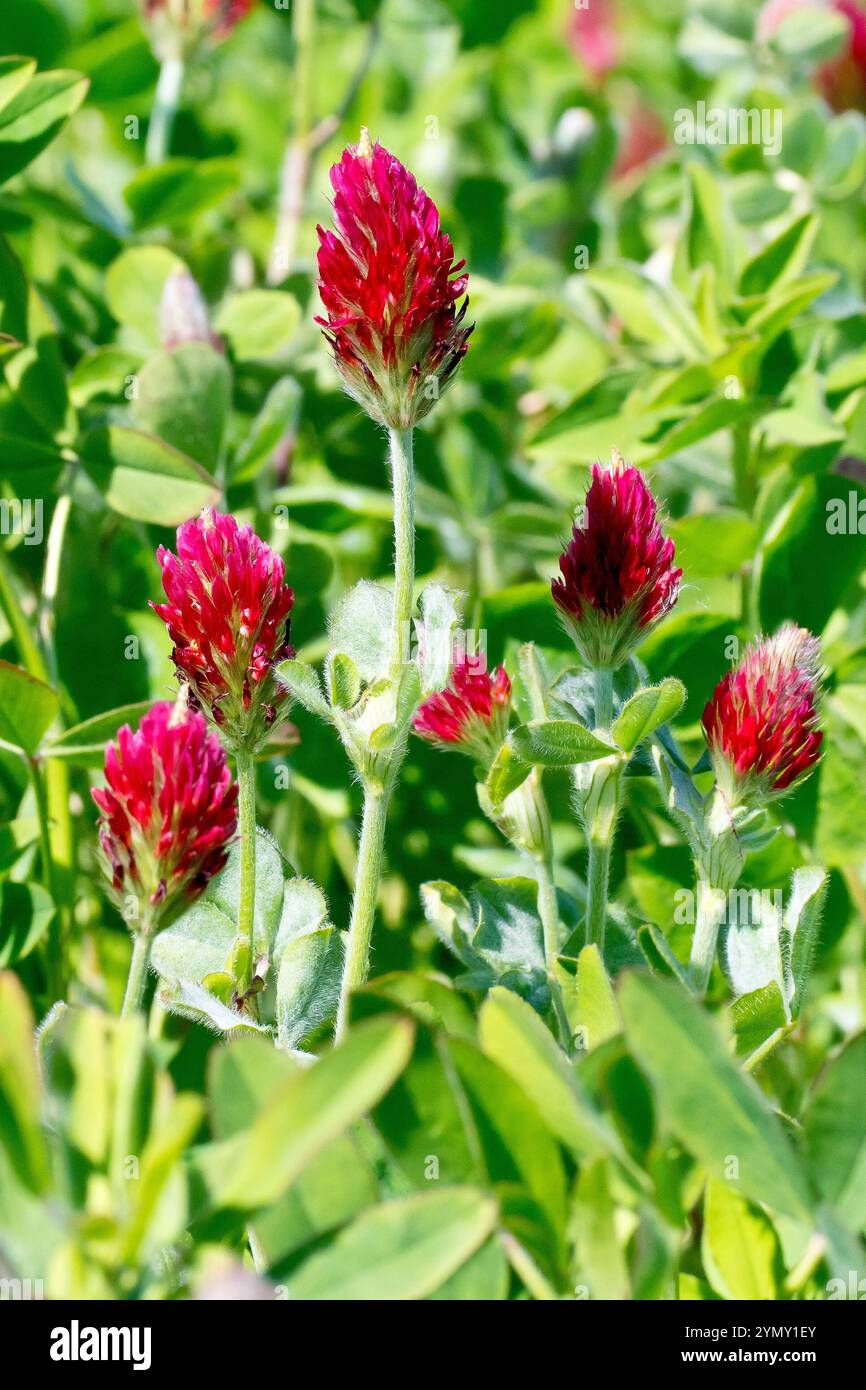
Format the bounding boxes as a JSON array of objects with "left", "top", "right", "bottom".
[{"left": 413, "top": 656, "right": 511, "bottom": 766}]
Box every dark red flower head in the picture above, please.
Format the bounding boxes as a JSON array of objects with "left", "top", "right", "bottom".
[
  {"left": 413, "top": 654, "right": 511, "bottom": 763},
  {"left": 703, "top": 624, "right": 824, "bottom": 804},
  {"left": 152, "top": 508, "right": 294, "bottom": 750},
  {"left": 552, "top": 454, "right": 681, "bottom": 670},
  {"left": 316, "top": 129, "right": 473, "bottom": 429},
  {"left": 92, "top": 698, "right": 238, "bottom": 929}
]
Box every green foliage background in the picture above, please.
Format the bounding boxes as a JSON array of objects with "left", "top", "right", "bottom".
[{"left": 0, "top": 0, "right": 865, "bottom": 1301}]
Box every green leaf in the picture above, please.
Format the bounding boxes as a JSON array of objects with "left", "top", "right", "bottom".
[
  {"left": 285, "top": 1187, "right": 497, "bottom": 1300},
  {"left": 124, "top": 158, "right": 239, "bottom": 229},
  {"left": 276, "top": 925, "right": 342, "bottom": 1051},
  {"left": 42, "top": 701, "right": 153, "bottom": 767},
  {"left": 0, "top": 972, "right": 49, "bottom": 1192},
  {"left": 478, "top": 987, "right": 634, "bottom": 1168},
  {"left": 0, "top": 659, "right": 58, "bottom": 754},
  {"left": 79, "top": 425, "right": 221, "bottom": 525},
  {"left": 667, "top": 510, "right": 757, "bottom": 579},
  {"left": 232, "top": 377, "right": 300, "bottom": 483},
  {"left": 730, "top": 983, "right": 789, "bottom": 1062},
  {"left": 68, "top": 346, "right": 143, "bottom": 408},
  {"left": 105, "top": 245, "right": 186, "bottom": 345},
  {"left": 416, "top": 582, "right": 462, "bottom": 696},
  {"left": 199, "top": 1015, "right": 415, "bottom": 1209},
  {"left": 618, "top": 973, "right": 812, "bottom": 1219},
  {"left": 782, "top": 866, "right": 827, "bottom": 1018},
  {"left": 214, "top": 290, "right": 300, "bottom": 361},
  {"left": 428, "top": 1236, "right": 509, "bottom": 1300},
  {"left": 485, "top": 736, "right": 531, "bottom": 804},
  {"left": 275, "top": 658, "right": 330, "bottom": 720},
  {"left": 0, "top": 58, "right": 36, "bottom": 118},
  {"left": 510, "top": 719, "right": 615, "bottom": 766},
  {"left": 803, "top": 1033, "right": 866, "bottom": 1232},
  {"left": 328, "top": 581, "right": 393, "bottom": 682},
  {"left": 0, "top": 883, "right": 55, "bottom": 966},
  {"left": 574, "top": 1157, "right": 630, "bottom": 1300},
  {"left": 701, "top": 1179, "right": 783, "bottom": 1300},
  {"left": 769, "top": 6, "right": 849, "bottom": 64},
  {"left": 739, "top": 214, "right": 818, "bottom": 298},
  {"left": 0, "top": 69, "right": 88, "bottom": 186},
  {"left": 134, "top": 343, "right": 232, "bottom": 472},
  {"left": 611, "top": 680, "right": 685, "bottom": 754},
  {"left": 576, "top": 944, "right": 621, "bottom": 1050},
  {"left": 327, "top": 651, "right": 361, "bottom": 710}
]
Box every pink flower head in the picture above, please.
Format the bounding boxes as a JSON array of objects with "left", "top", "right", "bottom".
[
  {"left": 159, "top": 269, "right": 223, "bottom": 353},
  {"left": 92, "top": 698, "right": 238, "bottom": 928},
  {"left": 316, "top": 129, "right": 472, "bottom": 429},
  {"left": 703, "top": 624, "right": 824, "bottom": 804},
  {"left": 567, "top": 0, "right": 620, "bottom": 82},
  {"left": 152, "top": 508, "right": 294, "bottom": 749},
  {"left": 141, "top": 0, "right": 253, "bottom": 55},
  {"left": 413, "top": 655, "right": 511, "bottom": 764},
  {"left": 552, "top": 454, "right": 681, "bottom": 670}
]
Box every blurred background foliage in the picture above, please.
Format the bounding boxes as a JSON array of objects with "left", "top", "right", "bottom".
[{"left": 1, "top": 0, "right": 866, "bottom": 1300}]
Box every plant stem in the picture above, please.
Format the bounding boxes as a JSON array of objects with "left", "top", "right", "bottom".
[
  {"left": 335, "top": 786, "right": 388, "bottom": 1040},
  {"left": 593, "top": 666, "right": 613, "bottom": 728},
  {"left": 39, "top": 492, "right": 71, "bottom": 685},
  {"left": 585, "top": 666, "right": 615, "bottom": 955},
  {"left": 236, "top": 748, "right": 257, "bottom": 984},
  {"left": 585, "top": 837, "right": 611, "bottom": 954},
  {"left": 122, "top": 930, "right": 153, "bottom": 1017},
  {"left": 388, "top": 426, "right": 415, "bottom": 676},
  {"left": 145, "top": 55, "right": 184, "bottom": 165},
  {"left": 28, "top": 756, "right": 61, "bottom": 996},
  {"left": 688, "top": 876, "right": 727, "bottom": 996},
  {"left": 536, "top": 849, "right": 572, "bottom": 1051}
]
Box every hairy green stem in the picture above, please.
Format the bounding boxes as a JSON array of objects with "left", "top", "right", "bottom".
[
  {"left": 593, "top": 666, "right": 613, "bottom": 728},
  {"left": 388, "top": 426, "right": 415, "bottom": 676},
  {"left": 122, "top": 930, "right": 153, "bottom": 1017},
  {"left": 688, "top": 876, "right": 728, "bottom": 996},
  {"left": 536, "top": 850, "right": 572, "bottom": 1051},
  {"left": 585, "top": 838, "right": 611, "bottom": 954},
  {"left": 28, "top": 756, "right": 61, "bottom": 996},
  {"left": 236, "top": 749, "right": 257, "bottom": 984},
  {"left": 335, "top": 786, "right": 388, "bottom": 1040},
  {"left": 146, "top": 55, "right": 184, "bottom": 165}
]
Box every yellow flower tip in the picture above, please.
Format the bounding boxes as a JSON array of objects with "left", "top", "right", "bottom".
[{"left": 357, "top": 126, "right": 373, "bottom": 159}]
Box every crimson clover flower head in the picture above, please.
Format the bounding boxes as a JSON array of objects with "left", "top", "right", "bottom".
[
  {"left": 703, "top": 623, "right": 824, "bottom": 805},
  {"left": 413, "top": 654, "right": 511, "bottom": 764},
  {"left": 316, "top": 129, "right": 473, "bottom": 430},
  {"left": 92, "top": 697, "right": 238, "bottom": 929},
  {"left": 151, "top": 508, "right": 294, "bottom": 750},
  {"left": 551, "top": 453, "right": 681, "bottom": 670}
]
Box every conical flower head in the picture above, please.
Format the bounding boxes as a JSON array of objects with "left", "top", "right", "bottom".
[
  {"left": 316, "top": 130, "right": 473, "bottom": 429},
  {"left": 152, "top": 508, "right": 294, "bottom": 750},
  {"left": 141, "top": 0, "right": 253, "bottom": 55},
  {"left": 703, "top": 623, "right": 824, "bottom": 804},
  {"left": 92, "top": 698, "right": 238, "bottom": 929},
  {"left": 413, "top": 655, "right": 511, "bottom": 764},
  {"left": 552, "top": 454, "right": 681, "bottom": 670}
]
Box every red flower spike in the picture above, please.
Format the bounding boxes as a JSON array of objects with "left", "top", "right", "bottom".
[
  {"left": 703, "top": 624, "right": 824, "bottom": 804},
  {"left": 552, "top": 454, "right": 681, "bottom": 670},
  {"left": 92, "top": 699, "right": 238, "bottom": 928},
  {"left": 413, "top": 655, "right": 511, "bottom": 764},
  {"left": 151, "top": 508, "right": 294, "bottom": 750},
  {"left": 316, "top": 129, "right": 473, "bottom": 429}
]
